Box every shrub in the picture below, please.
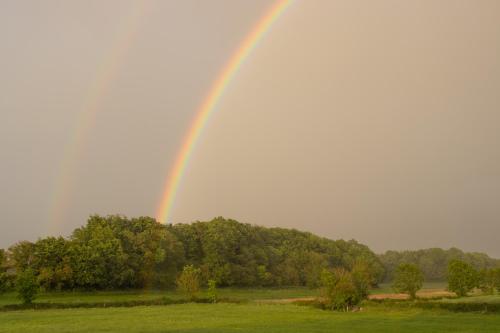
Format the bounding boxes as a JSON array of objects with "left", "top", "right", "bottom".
[
  {"left": 207, "top": 279, "right": 217, "bottom": 303},
  {"left": 447, "top": 260, "right": 478, "bottom": 297},
  {"left": 493, "top": 268, "right": 500, "bottom": 292},
  {"left": 320, "top": 268, "right": 364, "bottom": 311},
  {"left": 0, "top": 273, "right": 8, "bottom": 294},
  {"left": 16, "top": 268, "right": 39, "bottom": 304},
  {"left": 392, "top": 263, "right": 424, "bottom": 299},
  {"left": 176, "top": 265, "right": 201, "bottom": 300},
  {"left": 351, "top": 260, "right": 376, "bottom": 300},
  {"left": 478, "top": 269, "right": 497, "bottom": 294}
]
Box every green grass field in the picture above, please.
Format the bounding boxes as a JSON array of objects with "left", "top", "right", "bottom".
[
  {"left": 440, "top": 294, "right": 500, "bottom": 304},
  {"left": 1, "top": 287, "right": 499, "bottom": 332},
  {"left": 0, "top": 287, "right": 318, "bottom": 307},
  {"left": 1, "top": 302, "right": 500, "bottom": 333}
]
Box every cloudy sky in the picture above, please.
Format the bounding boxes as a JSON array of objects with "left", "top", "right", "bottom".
[{"left": 1, "top": 0, "right": 500, "bottom": 256}]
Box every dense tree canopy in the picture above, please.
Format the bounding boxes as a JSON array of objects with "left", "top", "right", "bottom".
[
  {"left": 379, "top": 248, "right": 500, "bottom": 282},
  {"left": 0, "top": 216, "right": 383, "bottom": 291},
  {"left": 170, "top": 217, "right": 384, "bottom": 287}
]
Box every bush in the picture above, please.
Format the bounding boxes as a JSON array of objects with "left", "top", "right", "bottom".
[
  {"left": 207, "top": 279, "right": 217, "bottom": 303},
  {"left": 447, "top": 260, "right": 478, "bottom": 297},
  {"left": 392, "top": 263, "right": 424, "bottom": 299},
  {"left": 176, "top": 265, "right": 201, "bottom": 300},
  {"left": 493, "top": 268, "right": 500, "bottom": 292},
  {"left": 478, "top": 268, "right": 497, "bottom": 294},
  {"left": 16, "top": 268, "right": 39, "bottom": 304},
  {"left": 320, "top": 268, "right": 364, "bottom": 311},
  {"left": 0, "top": 273, "right": 8, "bottom": 294},
  {"left": 351, "top": 260, "right": 376, "bottom": 300}
]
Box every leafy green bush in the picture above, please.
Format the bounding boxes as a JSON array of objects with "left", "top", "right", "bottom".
[
  {"left": 447, "top": 260, "right": 478, "bottom": 297},
  {"left": 16, "top": 268, "right": 39, "bottom": 304},
  {"left": 320, "top": 268, "right": 362, "bottom": 311},
  {"left": 207, "top": 279, "right": 217, "bottom": 303},
  {"left": 392, "top": 263, "right": 424, "bottom": 299},
  {"left": 0, "top": 273, "right": 8, "bottom": 294},
  {"left": 176, "top": 265, "right": 201, "bottom": 300},
  {"left": 477, "top": 268, "right": 498, "bottom": 294}
]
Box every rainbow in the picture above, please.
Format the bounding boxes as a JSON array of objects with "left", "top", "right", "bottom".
[
  {"left": 48, "top": 1, "right": 151, "bottom": 233},
  {"left": 156, "top": 0, "right": 293, "bottom": 224}
]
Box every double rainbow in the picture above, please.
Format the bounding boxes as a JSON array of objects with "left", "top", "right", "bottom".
[{"left": 156, "top": 0, "right": 293, "bottom": 223}]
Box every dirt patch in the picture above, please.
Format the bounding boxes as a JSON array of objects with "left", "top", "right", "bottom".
[
  {"left": 258, "top": 289, "right": 455, "bottom": 303},
  {"left": 369, "top": 289, "right": 455, "bottom": 300},
  {"left": 254, "top": 297, "right": 316, "bottom": 304}
]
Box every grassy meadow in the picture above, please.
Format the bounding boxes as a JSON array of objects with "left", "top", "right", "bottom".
[
  {"left": 1, "top": 302, "right": 500, "bottom": 333},
  {"left": 1, "top": 286, "right": 500, "bottom": 333}
]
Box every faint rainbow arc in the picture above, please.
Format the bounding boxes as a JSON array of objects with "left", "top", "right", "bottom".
[
  {"left": 48, "top": 1, "right": 151, "bottom": 233},
  {"left": 156, "top": 0, "right": 293, "bottom": 224}
]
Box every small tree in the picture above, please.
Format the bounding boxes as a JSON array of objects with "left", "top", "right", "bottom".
[
  {"left": 16, "top": 268, "right": 39, "bottom": 304},
  {"left": 0, "top": 249, "right": 6, "bottom": 294},
  {"left": 0, "top": 273, "right": 7, "bottom": 294},
  {"left": 320, "top": 268, "right": 362, "bottom": 311},
  {"left": 392, "top": 263, "right": 423, "bottom": 300},
  {"left": 493, "top": 268, "right": 500, "bottom": 293},
  {"left": 176, "top": 265, "right": 201, "bottom": 300},
  {"left": 207, "top": 279, "right": 217, "bottom": 303},
  {"left": 478, "top": 269, "right": 496, "bottom": 295},
  {"left": 447, "top": 260, "right": 478, "bottom": 297},
  {"left": 351, "top": 260, "right": 375, "bottom": 301}
]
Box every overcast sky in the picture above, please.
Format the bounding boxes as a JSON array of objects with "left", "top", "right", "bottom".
[{"left": 1, "top": 0, "right": 500, "bottom": 256}]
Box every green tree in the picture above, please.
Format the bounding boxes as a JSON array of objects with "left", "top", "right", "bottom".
[
  {"left": 392, "top": 263, "right": 424, "bottom": 299},
  {"left": 177, "top": 265, "right": 201, "bottom": 300},
  {"left": 478, "top": 269, "right": 496, "bottom": 294},
  {"left": 493, "top": 268, "right": 500, "bottom": 293},
  {"left": 351, "top": 260, "right": 376, "bottom": 300},
  {"left": 447, "top": 260, "right": 478, "bottom": 297},
  {"left": 16, "top": 268, "right": 39, "bottom": 304},
  {"left": 0, "top": 249, "right": 6, "bottom": 293}
]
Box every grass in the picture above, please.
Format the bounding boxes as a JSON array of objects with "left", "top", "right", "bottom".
[
  {"left": 439, "top": 294, "right": 500, "bottom": 304},
  {"left": 370, "top": 282, "right": 447, "bottom": 295},
  {"left": 1, "top": 286, "right": 499, "bottom": 332},
  {"left": 1, "top": 302, "right": 499, "bottom": 333},
  {"left": 0, "top": 287, "right": 318, "bottom": 307}
]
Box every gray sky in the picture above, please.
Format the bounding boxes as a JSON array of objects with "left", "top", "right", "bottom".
[{"left": 1, "top": 0, "right": 500, "bottom": 257}]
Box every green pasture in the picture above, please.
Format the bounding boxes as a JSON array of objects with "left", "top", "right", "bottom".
[
  {"left": 1, "top": 302, "right": 500, "bottom": 333},
  {"left": 439, "top": 294, "right": 500, "bottom": 304},
  {"left": 0, "top": 287, "right": 318, "bottom": 307}
]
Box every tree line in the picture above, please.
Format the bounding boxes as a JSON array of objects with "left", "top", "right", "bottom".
[
  {"left": 379, "top": 248, "right": 500, "bottom": 282},
  {"left": 0, "top": 215, "right": 384, "bottom": 292}
]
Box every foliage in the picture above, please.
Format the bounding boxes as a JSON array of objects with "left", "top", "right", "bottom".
[
  {"left": 176, "top": 265, "right": 201, "bottom": 300},
  {"left": 171, "top": 217, "right": 384, "bottom": 288},
  {"left": 207, "top": 279, "right": 217, "bottom": 303},
  {"left": 0, "top": 249, "right": 7, "bottom": 293},
  {"left": 379, "top": 248, "right": 500, "bottom": 282},
  {"left": 478, "top": 268, "right": 500, "bottom": 294},
  {"left": 2, "top": 216, "right": 384, "bottom": 291},
  {"left": 351, "top": 260, "right": 376, "bottom": 300},
  {"left": 16, "top": 268, "right": 39, "bottom": 304},
  {"left": 319, "top": 268, "right": 364, "bottom": 311},
  {"left": 392, "top": 263, "right": 424, "bottom": 299},
  {"left": 447, "top": 260, "right": 478, "bottom": 297}
]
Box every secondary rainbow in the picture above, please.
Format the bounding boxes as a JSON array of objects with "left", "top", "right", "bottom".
[
  {"left": 156, "top": 0, "right": 293, "bottom": 224},
  {"left": 48, "top": 1, "right": 151, "bottom": 233}
]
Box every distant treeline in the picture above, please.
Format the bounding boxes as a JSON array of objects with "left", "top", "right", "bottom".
[
  {"left": 379, "top": 248, "right": 500, "bottom": 282},
  {"left": 0, "top": 216, "right": 384, "bottom": 291}
]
